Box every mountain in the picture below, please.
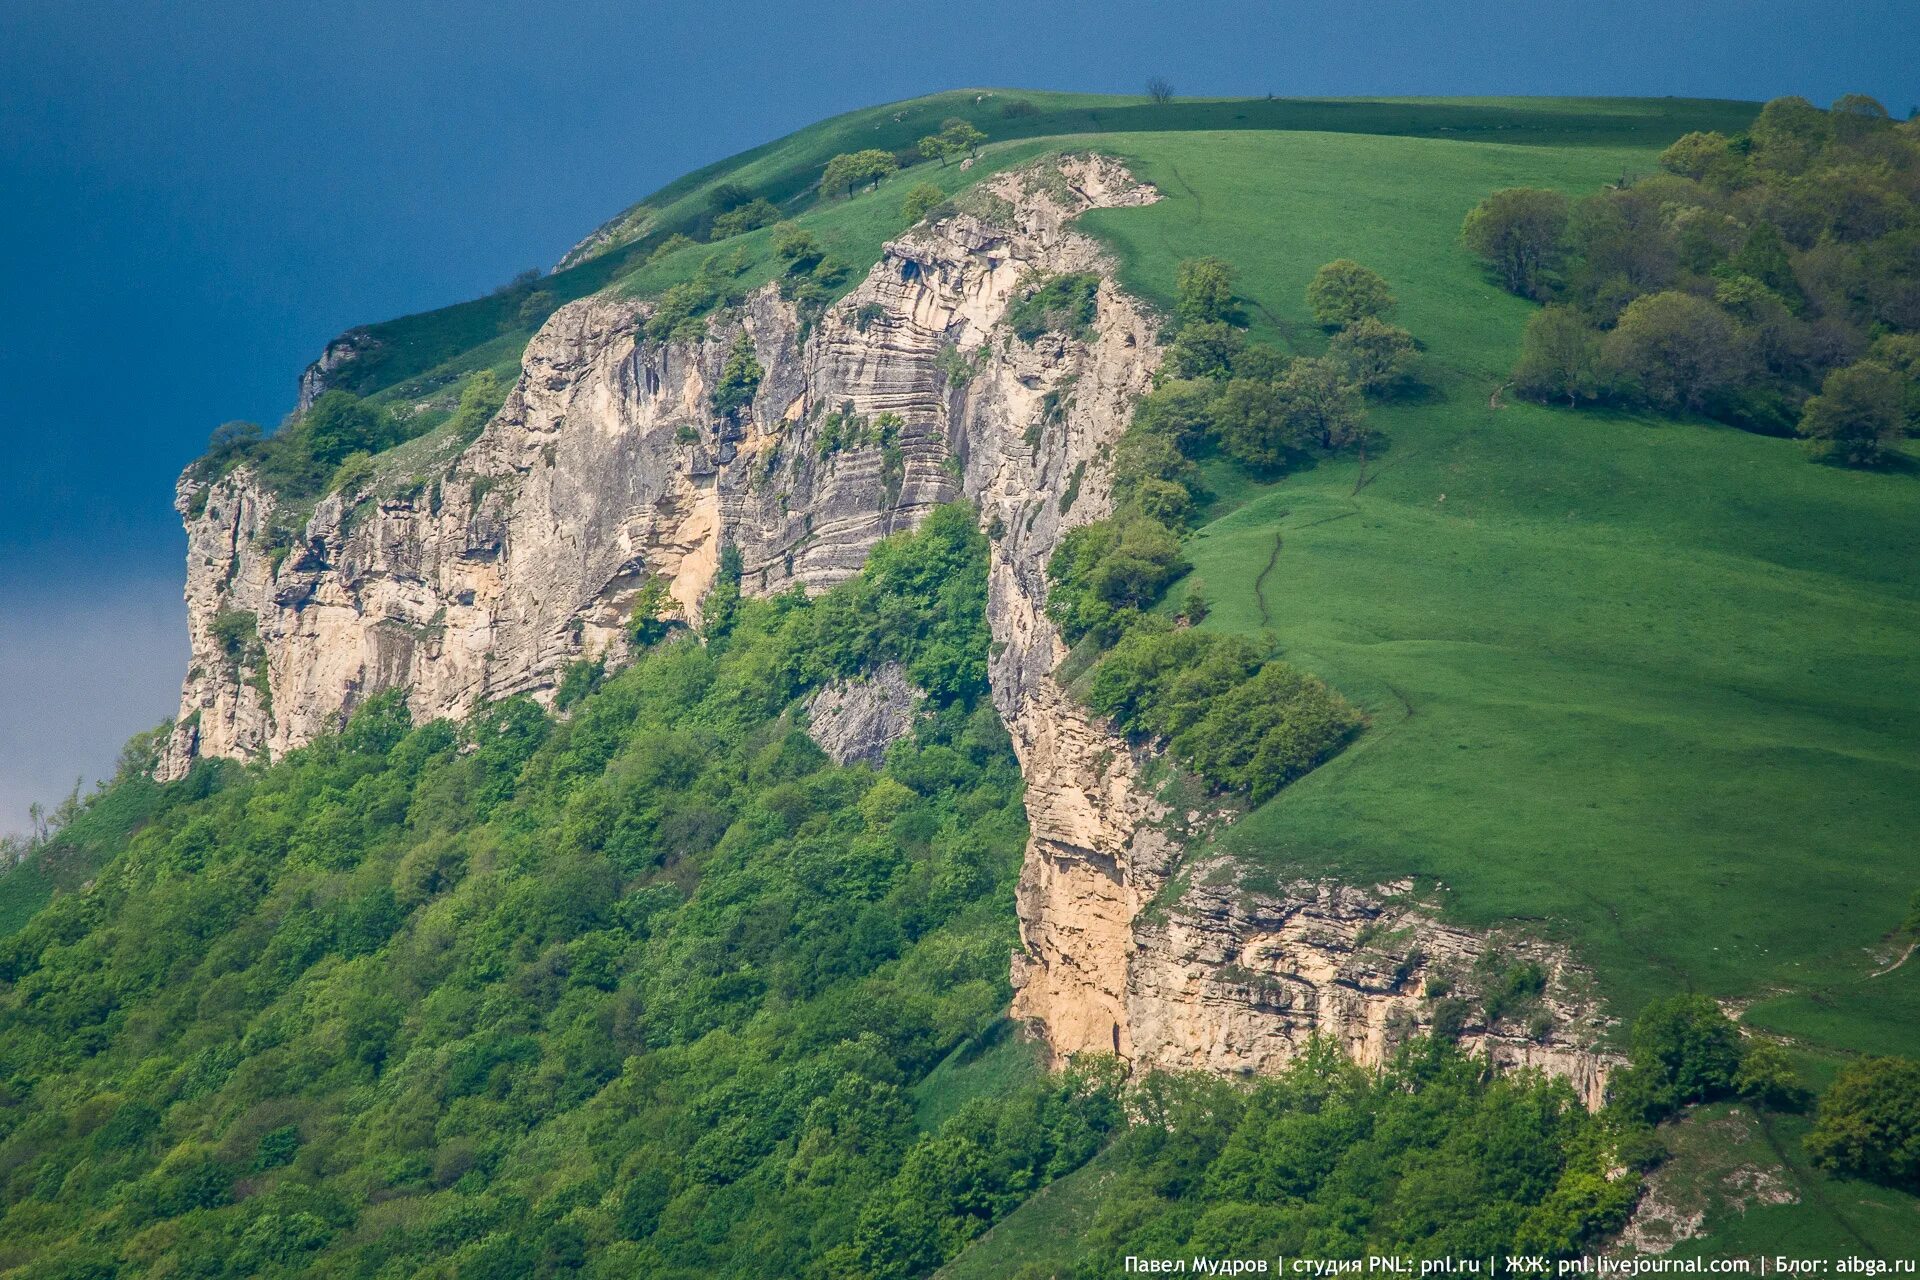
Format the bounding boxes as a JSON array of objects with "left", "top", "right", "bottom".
[{"left": 2, "top": 91, "right": 1917, "bottom": 1275}]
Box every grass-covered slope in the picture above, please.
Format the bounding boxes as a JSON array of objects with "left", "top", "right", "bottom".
[
  {"left": 302, "top": 93, "right": 1757, "bottom": 429},
  {"left": 1058, "top": 126, "right": 1918, "bottom": 1073}
]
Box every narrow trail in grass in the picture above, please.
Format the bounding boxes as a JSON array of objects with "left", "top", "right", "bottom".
[
  {"left": 1871, "top": 939, "right": 1918, "bottom": 978},
  {"left": 1166, "top": 164, "right": 1204, "bottom": 213},
  {"left": 1254, "top": 525, "right": 1286, "bottom": 627}
]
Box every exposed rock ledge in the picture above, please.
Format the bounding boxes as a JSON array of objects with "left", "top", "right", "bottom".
[
  {"left": 804, "top": 663, "right": 925, "bottom": 767},
  {"left": 162, "top": 154, "right": 1614, "bottom": 1103}
]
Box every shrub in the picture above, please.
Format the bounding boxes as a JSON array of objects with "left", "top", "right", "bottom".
[
  {"left": 1046, "top": 516, "right": 1188, "bottom": 643},
  {"left": 1610, "top": 994, "right": 1744, "bottom": 1121},
  {"left": 628, "top": 578, "right": 682, "bottom": 647},
  {"left": 1328, "top": 317, "right": 1419, "bottom": 395},
  {"left": 1169, "top": 660, "right": 1362, "bottom": 801},
  {"left": 446, "top": 370, "right": 507, "bottom": 444},
  {"left": 709, "top": 197, "right": 780, "bottom": 240},
  {"left": 1007, "top": 273, "right": 1100, "bottom": 343},
  {"left": 1306, "top": 259, "right": 1396, "bottom": 328},
  {"left": 1175, "top": 257, "right": 1235, "bottom": 326},
  {"left": 303, "top": 391, "right": 401, "bottom": 468},
  {"left": 772, "top": 221, "right": 821, "bottom": 268},
  {"left": 648, "top": 232, "right": 697, "bottom": 263},
  {"left": 711, "top": 333, "right": 764, "bottom": 419},
  {"left": 1805, "top": 1056, "right": 1920, "bottom": 1188},
  {"left": 1601, "top": 291, "right": 1748, "bottom": 412},
  {"left": 901, "top": 182, "right": 945, "bottom": 223},
  {"left": 1211, "top": 377, "right": 1305, "bottom": 470},
  {"left": 1165, "top": 320, "right": 1246, "bottom": 379},
  {"left": 1271, "top": 356, "right": 1366, "bottom": 451},
  {"left": 1734, "top": 1042, "right": 1809, "bottom": 1110},
  {"left": 328, "top": 450, "right": 377, "bottom": 497},
  {"left": 211, "top": 610, "right": 261, "bottom": 667},
  {"left": 1512, "top": 306, "right": 1602, "bottom": 407}
]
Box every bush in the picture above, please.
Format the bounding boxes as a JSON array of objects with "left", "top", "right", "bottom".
[
  {"left": 1601, "top": 291, "right": 1748, "bottom": 412},
  {"left": 1512, "top": 306, "right": 1601, "bottom": 407},
  {"left": 709, "top": 197, "right": 780, "bottom": 240},
  {"left": 901, "top": 182, "right": 945, "bottom": 223},
  {"left": 1007, "top": 273, "right": 1100, "bottom": 343},
  {"left": 1165, "top": 320, "right": 1245, "bottom": 379},
  {"left": 1169, "top": 660, "right": 1362, "bottom": 802},
  {"left": 1734, "top": 1042, "right": 1809, "bottom": 1110},
  {"left": 712, "top": 332, "right": 764, "bottom": 419},
  {"left": 1211, "top": 376, "right": 1305, "bottom": 470},
  {"left": 1046, "top": 515, "right": 1188, "bottom": 644},
  {"left": 1175, "top": 256, "right": 1235, "bottom": 325},
  {"left": 1272, "top": 356, "right": 1366, "bottom": 451},
  {"left": 1610, "top": 995, "right": 1744, "bottom": 1121},
  {"left": 1329, "top": 317, "right": 1419, "bottom": 395},
  {"left": 1798, "top": 360, "right": 1906, "bottom": 465},
  {"left": 1306, "top": 259, "right": 1395, "bottom": 328},
  {"left": 1805, "top": 1056, "right": 1920, "bottom": 1188},
  {"left": 304, "top": 390, "right": 402, "bottom": 468}
]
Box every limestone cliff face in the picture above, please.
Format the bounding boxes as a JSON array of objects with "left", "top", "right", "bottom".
[
  {"left": 1128, "top": 871, "right": 1614, "bottom": 1107},
  {"left": 163, "top": 154, "right": 1614, "bottom": 1101}
]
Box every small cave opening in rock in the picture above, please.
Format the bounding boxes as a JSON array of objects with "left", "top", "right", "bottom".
[{"left": 899, "top": 259, "right": 921, "bottom": 283}]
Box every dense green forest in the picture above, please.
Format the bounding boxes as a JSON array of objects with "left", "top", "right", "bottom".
[{"left": 0, "top": 512, "right": 1065, "bottom": 1277}]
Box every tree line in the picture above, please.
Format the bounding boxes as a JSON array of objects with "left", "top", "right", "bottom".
[{"left": 1463, "top": 94, "right": 1920, "bottom": 466}]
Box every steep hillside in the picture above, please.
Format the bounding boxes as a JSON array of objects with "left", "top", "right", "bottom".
[{"left": 5, "top": 91, "right": 1918, "bottom": 1273}]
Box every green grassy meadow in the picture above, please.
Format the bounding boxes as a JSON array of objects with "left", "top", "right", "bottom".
[{"left": 1064, "top": 126, "right": 1919, "bottom": 1063}]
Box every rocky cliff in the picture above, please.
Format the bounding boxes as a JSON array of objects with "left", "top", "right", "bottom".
[{"left": 163, "top": 154, "right": 1613, "bottom": 1101}]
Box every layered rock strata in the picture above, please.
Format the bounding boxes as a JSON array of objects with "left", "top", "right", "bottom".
[{"left": 163, "top": 155, "right": 1613, "bottom": 1101}]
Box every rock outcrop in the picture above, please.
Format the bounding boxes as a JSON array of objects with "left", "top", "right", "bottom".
[
  {"left": 164, "top": 154, "right": 1615, "bottom": 1102},
  {"left": 296, "top": 328, "right": 379, "bottom": 413},
  {"left": 804, "top": 663, "right": 925, "bottom": 767},
  {"left": 1128, "top": 869, "right": 1614, "bottom": 1107}
]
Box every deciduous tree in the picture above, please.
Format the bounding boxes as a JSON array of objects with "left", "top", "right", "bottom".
[
  {"left": 1798, "top": 360, "right": 1906, "bottom": 465},
  {"left": 1306, "top": 259, "right": 1395, "bottom": 328},
  {"left": 1462, "top": 188, "right": 1570, "bottom": 297}
]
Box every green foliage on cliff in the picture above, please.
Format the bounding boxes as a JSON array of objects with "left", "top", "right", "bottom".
[{"left": 0, "top": 508, "right": 1086, "bottom": 1279}]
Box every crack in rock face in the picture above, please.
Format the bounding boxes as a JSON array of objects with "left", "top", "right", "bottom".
[{"left": 161, "top": 154, "right": 1615, "bottom": 1102}]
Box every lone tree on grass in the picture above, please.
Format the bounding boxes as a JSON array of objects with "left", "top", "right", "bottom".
[
  {"left": 1806, "top": 1056, "right": 1920, "bottom": 1189},
  {"left": 1306, "top": 260, "right": 1396, "bottom": 328},
  {"left": 822, "top": 149, "right": 898, "bottom": 198},
  {"left": 1146, "top": 76, "right": 1174, "bottom": 105}
]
